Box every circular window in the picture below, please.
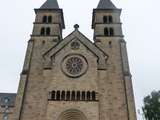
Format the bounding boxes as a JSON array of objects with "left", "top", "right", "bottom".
[
  {"left": 66, "top": 57, "right": 83, "bottom": 75},
  {"left": 71, "top": 41, "right": 80, "bottom": 50},
  {"left": 61, "top": 55, "right": 88, "bottom": 78}
]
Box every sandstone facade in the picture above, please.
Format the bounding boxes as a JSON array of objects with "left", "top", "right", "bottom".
[{"left": 0, "top": 0, "right": 137, "bottom": 120}]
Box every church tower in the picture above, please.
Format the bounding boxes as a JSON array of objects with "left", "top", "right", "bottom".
[
  {"left": 92, "top": 0, "right": 137, "bottom": 120},
  {"left": 13, "top": 0, "right": 137, "bottom": 120}
]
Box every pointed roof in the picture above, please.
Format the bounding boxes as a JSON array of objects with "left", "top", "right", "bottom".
[
  {"left": 97, "top": 0, "right": 117, "bottom": 9},
  {"left": 40, "top": 0, "right": 59, "bottom": 9}
]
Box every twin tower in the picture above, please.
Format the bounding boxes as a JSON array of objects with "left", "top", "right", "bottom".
[{"left": 12, "top": 0, "right": 137, "bottom": 120}]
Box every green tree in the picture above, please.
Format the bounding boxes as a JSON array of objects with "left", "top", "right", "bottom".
[{"left": 142, "top": 90, "right": 160, "bottom": 120}]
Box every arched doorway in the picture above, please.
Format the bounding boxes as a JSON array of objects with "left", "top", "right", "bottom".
[{"left": 58, "top": 109, "right": 87, "bottom": 120}]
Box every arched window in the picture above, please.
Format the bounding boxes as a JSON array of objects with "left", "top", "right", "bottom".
[
  {"left": 51, "top": 91, "right": 55, "bottom": 100},
  {"left": 109, "top": 16, "right": 113, "bottom": 23},
  {"left": 87, "top": 91, "right": 91, "bottom": 101},
  {"left": 110, "top": 28, "right": 114, "bottom": 36},
  {"left": 103, "top": 16, "right": 108, "bottom": 23},
  {"left": 48, "top": 16, "right": 52, "bottom": 23},
  {"left": 66, "top": 91, "right": 70, "bottom": 101},
  {"left": 104, "top": 28, "right": 109, "bottom": 36},
  {"left": 82, "top": 91, "right": 85, "bottom": 101},
  {"left": 92, "top": 91, "right": 96, "bottom": 101},
  {"left": 46, "top": 27, "right": 51, "bottom": 36},
  {"left": 43, "top": 16, "right": 47, "bottom": 23},
  {"left": 40, "top": 27, "right": 45, "bottom": 35},
  {"left": 77, "top": 91, "right": 80, "bottom": 101},
  {"left": 56, "top": 91, "right": 60, "bottom": 100},
  {"left": 61, "top": 91, "right": 65, "bottom": 100},
  {"left": 71, "top": 91, "right": 76, "bottom": 101}
]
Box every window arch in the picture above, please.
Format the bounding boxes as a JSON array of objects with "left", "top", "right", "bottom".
[
  {"left": 58, "top": 109, "right": 87, "bottom": 120},
  {"left": 46, "top": 27, "right": 51, "bottom": 36},
  {"left": 110, "top": 28, "right": 114, "bottom": 36},
  {"left": 104, "top": 28, "right": 109, "bottom": 36},
  {"left": 82, "top": 91, "right": 85, "bottom": 101},
  {"left": 92, "top": 91, "right": 96, "bottom": 101},
  {"left": 49, "top": 90, "right": 99, "bottom": 101},
  {"left": 61, "top": 91, "right": 65, "bottom": 100},
  {"left": 40, "top": 27, "right": 45, "bottom": 35},
  {"left": 48, "top": 16, "right": 52, "bottom": 23},
  {"left": 109, "top": 16, "right": 113, "bottom": 23},
  {"left": 103, "top": 15, "right": 113, "bottom": 23},
  {"left": 87, "top": 91, "right": 91, "bottom": 101},
  {"left": 56, "top": 91, "right": 60, "bottom": 100},
  {"left": 71, "top": 91, "right": 76, "bottom": 101},
  {"left": 66, "top": 91, "right": 70, "bottom": 101},
  {"left": 77, "top": 91, "right": 80, "bottom": 101},
  {"left": 51, "top": 91, "right": 56, "bottom": 100},
  {"left": 103, "top": 16, "right": 108, "bottom": 23},
  {"left": 42, "top": 16, "right": 47, "bottom": 23}
]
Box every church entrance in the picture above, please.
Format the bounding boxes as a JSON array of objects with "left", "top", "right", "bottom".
[{"left": 58, "top": 109, "right": 87, "bottom": 120}]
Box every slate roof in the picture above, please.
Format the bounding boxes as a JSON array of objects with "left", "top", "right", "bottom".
[
  {"left": 40, "top": 0, "right": 59, "bottom": 9},
  {"left": 97, "top": 0, "right": 117, "bottom": 9},
  {"left": 0, "top": 93, "right": 16, "bottom": 107}
]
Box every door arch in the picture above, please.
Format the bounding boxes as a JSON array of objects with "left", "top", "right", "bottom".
[{"left": 58, "top": 109, "right": 87, "bottom": 120}]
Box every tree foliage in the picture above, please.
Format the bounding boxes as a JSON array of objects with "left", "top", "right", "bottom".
[{"left": 142, "top": 90, "right": 160, "bottom": 120}]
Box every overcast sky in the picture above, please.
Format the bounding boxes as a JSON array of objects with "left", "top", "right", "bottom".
[{"left": 0, "top": 0, "right": 160, "bottom": 119}]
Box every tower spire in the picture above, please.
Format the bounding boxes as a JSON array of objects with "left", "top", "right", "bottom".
[
  {"left": 40, "top": 0, "right": 59, "bottom": 9},
  {"left": 97, "top": 0, "right": 117, "bottom": 9}
]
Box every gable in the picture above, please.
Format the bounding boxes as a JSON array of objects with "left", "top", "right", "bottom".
[{"left": 43, "top": 30, "right": 108, "bottom": 70}]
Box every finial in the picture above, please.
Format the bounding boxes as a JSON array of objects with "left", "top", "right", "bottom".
[{"left": 74, "top": 24, "right": 79, "bottom": 30}]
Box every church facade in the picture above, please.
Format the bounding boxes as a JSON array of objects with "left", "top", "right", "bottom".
[{"left": 0, "top": 0, "right": 137, "bottom": 120}]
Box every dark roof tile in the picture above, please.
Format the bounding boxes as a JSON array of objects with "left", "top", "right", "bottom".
[
  {"left": 40, "top": 0, "right": 59, "bottom": 9},
  {"left": 97, "top": 0, "right": 117, "bottom": 9}
]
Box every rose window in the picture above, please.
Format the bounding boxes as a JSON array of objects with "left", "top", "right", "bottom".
[
  {"left": 61, "top": 55, "right": 88, "bottom": 78},
  {"left": 66, "top": 57, "right": 83, "bottom": 75}
]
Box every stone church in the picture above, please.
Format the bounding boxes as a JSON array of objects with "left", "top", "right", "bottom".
[{"left": 0, "top": 0, "right": 137, "bottom": 120}]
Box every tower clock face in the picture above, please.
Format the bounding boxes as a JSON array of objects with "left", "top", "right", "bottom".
[{"left": 61, "top": 54, "right": 88, "bottom": 78}]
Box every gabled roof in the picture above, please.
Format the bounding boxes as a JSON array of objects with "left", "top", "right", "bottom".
[
  {"left": 0, "top": 93, "right": 16, "bottom": 107},
  {"left": 40, "top": 0, "right": 59, "bottom": 9},
  {"left": 97, "top": 0, "right": 117, "bottom": 9},
  {"left": 43, "top": 29, "right": 108, "bottom": 70}
]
